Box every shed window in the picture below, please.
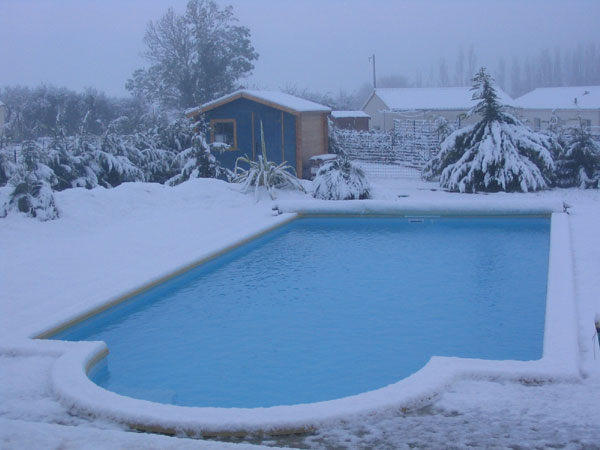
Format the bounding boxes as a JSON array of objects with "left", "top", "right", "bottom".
[{"left": 210, "top": 119, "right": 237, "bottom": 149}]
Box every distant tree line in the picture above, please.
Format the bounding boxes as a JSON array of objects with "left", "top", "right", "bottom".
[
  {"left": 287, "top": 42, "right": 600, "bottom": 110},
  {"left": 0, "top": 85, "right": 149, "bottom": 143},
  {"left": 410, "top": 43, "right": 600, "bottom": 97}
]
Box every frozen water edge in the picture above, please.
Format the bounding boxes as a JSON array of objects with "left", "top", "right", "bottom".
[
  {"left": 45, "top": 211, "right": 579, "bottom": 437},
  {"left": 1, "top": 178, "right": 599, "bottom": 448}
]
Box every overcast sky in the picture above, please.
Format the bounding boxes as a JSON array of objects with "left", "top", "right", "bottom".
[{"left": 1, "top": 0, "right": 599, "bottom": 98}]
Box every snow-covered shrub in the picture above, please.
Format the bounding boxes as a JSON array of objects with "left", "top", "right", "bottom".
[
  {"left": 89, "top": 126, "right": 145, "bottom": 188},
  {"left": 0, "top": 149, "right": 17, "bottom": 186},
  {"left": 554, "top": 121, "right": 600, "bottom": 189},
  {"left": 4, "top": 172, "right": 59, "bottom": 221},
  {"left": 166, "top": 133, "right": 222, "bottom": 186},
  {"left": 232, "top": 122, "right": 305, "bottom": 200},
  {"left": 312, "top": 155, "right": 370, "bottom": 200},
  {"left": 423, "top": 68, "right": 555, "bottom": 193}
]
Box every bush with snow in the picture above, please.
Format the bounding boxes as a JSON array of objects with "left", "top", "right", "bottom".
[
  {"left": 0, "top": 114, "right": 227, "bottom": 220},
  {"left": 232, "top": 122, "right": 305, "bottom": 201},
  {"left": 553, "top": 121, "right": 600, "bottom": 189},
  {"left": 423, "top": 68, "right": 555, "bottom": 193},
  {"left": 3, "top": 172, "right": 59, "bottom": 221},
  {"left": 312, "top": 155, "right": 370, "bottom": 200}
]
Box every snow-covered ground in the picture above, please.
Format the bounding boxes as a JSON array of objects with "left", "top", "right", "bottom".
[{"left": 1, "top": 177, "right": 599, "bottom": 449}]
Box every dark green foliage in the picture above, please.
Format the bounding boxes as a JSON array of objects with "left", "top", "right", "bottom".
[
  {"left": 7, "top": 173, "right": 59, "bottom": 221},
  {"left": 423, "top": 68, "right": 555, "bottom": 193},
  {"left": 167, "top": 122, "right": 223, "bottom": 186},
  {"left": 469, "top": 68, "right": 504, "bottom": 122},
  {"left": 554, "top": 121, "right": 600, "bottom": 189}
]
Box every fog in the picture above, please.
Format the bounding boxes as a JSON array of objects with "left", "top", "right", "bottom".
[{"left": 1, "top": 0, "right": 599, "bottom": 97}]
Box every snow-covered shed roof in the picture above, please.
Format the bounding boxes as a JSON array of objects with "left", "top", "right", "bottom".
[
  {"left": 189, "top": 90, "right": 331, "bottom": 116},
  {"left": 514, "top": 86, "right": 600, "bottom": 110},
  {"left": 365, "top": 87, "right": 515, "bottom": 111},
  {"left": 331, "top": 110, "right": 370, "bottom": 119}
]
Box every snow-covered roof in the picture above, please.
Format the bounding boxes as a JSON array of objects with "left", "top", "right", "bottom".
[
  {"left": 197, "top": 89, "right": 331, "bottom": 115},
  {"left": 331, "top": 110, "right": 370, "bottom": 119},
  {"left": 367, "top": 87, "right": 515, "bottom": 111},
  {"left": 514, "top": 86, "right": 600, "bottom": 110}
]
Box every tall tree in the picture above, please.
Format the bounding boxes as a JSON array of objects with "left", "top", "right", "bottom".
[
  {"left": 423, "top": 68, "right": 555, "bottom": 193},
  {"left": 126, "top": 0, "right": 258, "bottom": 110},
  {"left": 438, "top": 57, "right": 450, "bottom": 87}
]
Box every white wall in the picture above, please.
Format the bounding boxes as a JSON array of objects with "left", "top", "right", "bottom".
[{"left": 515, "top": 108, "right": 600, "bottom": 132}]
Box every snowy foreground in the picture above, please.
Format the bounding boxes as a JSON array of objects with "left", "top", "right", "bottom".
[{"left": 1, "top": 177, "right": 599, "bottom": 449}]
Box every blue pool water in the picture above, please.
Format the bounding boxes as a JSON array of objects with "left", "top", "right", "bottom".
[{"left": 52, "top": 217, "right": 550, "bottom": 408}]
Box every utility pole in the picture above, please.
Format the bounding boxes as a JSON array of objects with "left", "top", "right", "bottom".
[{"left": 369, "top": 54, "right": 377, "bottom": 89}]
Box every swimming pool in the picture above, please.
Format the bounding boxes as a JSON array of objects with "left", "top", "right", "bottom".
[{"left": 52, "top": 216, "right": 550, "bottom": 409}]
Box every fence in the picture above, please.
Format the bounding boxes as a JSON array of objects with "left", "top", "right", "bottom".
[{"left": 335, "top": 119, "right": 443, "bottom": 179}]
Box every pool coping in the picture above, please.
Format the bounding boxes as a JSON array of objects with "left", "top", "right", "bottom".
[{"left": 45, "top": 207, "right": 580, "bottom": 437}]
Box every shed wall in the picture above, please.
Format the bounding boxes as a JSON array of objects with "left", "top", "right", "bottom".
[
  {"left": 298, "top": 113, "right": 329, "bottom": 179},
  {"left": 204, "top": 98, "right": 297, "bottom": 173}
]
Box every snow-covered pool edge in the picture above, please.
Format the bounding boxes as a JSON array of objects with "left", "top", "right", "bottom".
[{"left": 48, "top": 211, "right": 581, "bottom": 437}]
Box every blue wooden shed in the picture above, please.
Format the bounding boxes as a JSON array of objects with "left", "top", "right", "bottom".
[{"left": 187, "top": 90, "right": 331, "bottom": 179}]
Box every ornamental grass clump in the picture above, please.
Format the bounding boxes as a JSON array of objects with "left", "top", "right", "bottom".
[
  {"left": 312, "top": 154, "right": 370, "bottom": 200},
  {"left": 232, "top": 122, "right": 305, "bottom": 200}
]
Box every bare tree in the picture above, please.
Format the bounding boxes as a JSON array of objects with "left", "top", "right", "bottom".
[
  {"left": 126, "top": 0, "right": 258, "bottom": 109},
  {"left": 438, "top": 57, "right": 450, "bottom": 87}
]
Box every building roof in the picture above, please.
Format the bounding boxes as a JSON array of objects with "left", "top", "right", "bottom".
[
  {"left": 331, "top": 110, "right": 370, "bottom": 119},
  {"left": 364, "top": 86, "right": 515, "bottom": 111},
  {"left": 189, "top": 90, "right": 331, "bottom": 116},
  {"left": 514, "top": 86, "right": 600, "bottom": 109}
]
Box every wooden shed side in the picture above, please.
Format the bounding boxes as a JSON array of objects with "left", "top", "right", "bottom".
[{"left": 298, "top": 112, "right": 329, "bottom": 179}]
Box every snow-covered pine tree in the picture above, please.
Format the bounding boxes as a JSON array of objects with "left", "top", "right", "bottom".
[
  {"left": 312, "top": 154, "right": 370, "bottom": 200},
  {"left": 554, "top": 120, "right": 600, "bottom": 189},
  {"left": 423, "top": 68, "right": 555, "bottom": 193},
  {"left": 3, "top": 140, "right": 60, "bottom": 220},
  {"left": 166, "top": 120, "right": 222, "bottom": 186},
  {"left": 91, "top": 122, "right": 145, "bottom": 188}
]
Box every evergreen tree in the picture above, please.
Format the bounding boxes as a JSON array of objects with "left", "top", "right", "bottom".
[
  {"left": 554, "top": 120, "right": 600, "bottom": 189},
  {"left": 166, "top": 121, "right": 222, "bottom": 186},
  {"left": 423, "top": 68, "right": 555, "bottom": 193}
]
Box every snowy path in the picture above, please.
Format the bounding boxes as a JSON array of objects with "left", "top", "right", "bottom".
[{"left": 1, "top": 178, "right": 599, "bottom": 449}]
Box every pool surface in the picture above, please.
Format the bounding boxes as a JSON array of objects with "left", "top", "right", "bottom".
[{"left": 52, "top": 217, "right": 550, "bottom": 408}]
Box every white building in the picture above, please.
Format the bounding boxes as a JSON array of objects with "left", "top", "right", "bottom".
[
  {"left": 514, "top": 86, "right": 600, "bottom": 133},
  {"left": 362, "top": 87, "right": 516, "bottom": 131}
]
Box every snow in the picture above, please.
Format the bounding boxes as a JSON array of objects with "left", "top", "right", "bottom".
[
  {"left": 330, "top": 111, "right": 370, "bottom": 118},
  {"left": 370, "top": 87, "right": 516, "bottom": 111},
  {"left": 515, "top": 86, "right": 600, "bottom": 109},
  {"left": 1, "top": 177, "right": 599, "bottom": 448},
  {"left": 200, "top": 90, "right": 331, "bottom": 114}
]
